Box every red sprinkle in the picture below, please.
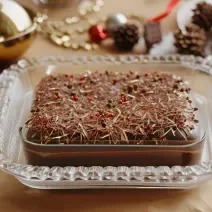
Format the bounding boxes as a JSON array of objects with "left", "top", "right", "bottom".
[
  {"left": 121, "top": 97, "right": 127, "bottom": 102},
  {"left": 106, "top": 113, "right": 113, "bottom": 118},
  {"left": 80, "top": 76, "right": 85, "bottom": 81},
  {"left": 178, "top": 122, "right": 185, "bottom": 127},
  {"left": 138, "top": 93, "right": 143, "bottom": 97},
  {"left": 72, "top": 96, "right": 78, "bottom": 101},
  {"left": 113, "top": 80, "right": 117, "bottom": 85},
  {"left": 87, "top": 97, "right": 92, "bottom": 102},
  {"left": 144, "top": 73, "right": 149, "bottom": 77},
  {"left": 146, "top": 125, "right": 152, "bottom": 131},
  {"left": 118, "top": 100, "right": 123, "bottom": 104},
  {"left": 120, "top": 94, "right": 127, "bottom": 102},
  {"left": 89, "top": 114, "right": 94, "bottom": 119},
  {"left": 55, "top": 93, "right": 60, "bottom": 99}
]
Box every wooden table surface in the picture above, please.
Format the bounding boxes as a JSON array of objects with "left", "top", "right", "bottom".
[{"left": 1, "top": 0, "right": 212, "bottom": 211}]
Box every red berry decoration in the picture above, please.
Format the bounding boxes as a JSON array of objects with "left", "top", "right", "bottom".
[{"left": 89, "top": 25, "right": 107, "bottom": 43}]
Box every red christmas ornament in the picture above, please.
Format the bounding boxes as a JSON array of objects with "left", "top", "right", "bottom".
[{"left": 89, "top": 25, "right": 107, "bottom": 43}]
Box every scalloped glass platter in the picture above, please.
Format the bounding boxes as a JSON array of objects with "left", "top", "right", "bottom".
[{"left": 0, "top": 55, "right": 212, "bottom": 189}]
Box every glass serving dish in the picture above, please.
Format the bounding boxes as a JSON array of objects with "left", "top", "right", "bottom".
[{"left": 0, "top": 55, "right": 212, "bottom": 189}]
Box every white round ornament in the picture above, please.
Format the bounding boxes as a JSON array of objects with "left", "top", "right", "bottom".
[{"left": 105, "top": 13, "right": 127, "bottom": 36}]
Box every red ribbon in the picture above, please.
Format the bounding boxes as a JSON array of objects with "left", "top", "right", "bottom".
[{"left": 148, "top": 0, "right": 180, "bottom": 22}]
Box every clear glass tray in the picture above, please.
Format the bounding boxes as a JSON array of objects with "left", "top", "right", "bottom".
[{"left": 0, "top": 55, "right": 212, "bottom": 189}]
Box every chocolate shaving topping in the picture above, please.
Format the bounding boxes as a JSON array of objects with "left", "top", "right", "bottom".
[{"left": 25, "top": 71, "right": 198, "bottom": 145}]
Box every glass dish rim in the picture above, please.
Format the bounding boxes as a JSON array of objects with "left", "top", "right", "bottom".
[
  {"left": 0, "top": 54, "right": 212, "bottom": 185},
  {"left": 19, "top": 127, "right": 206, "bottom": 148}
]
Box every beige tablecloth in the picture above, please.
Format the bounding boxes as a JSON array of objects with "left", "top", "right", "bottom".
[{"left": 1, "top": 0, "right": 212, "bottom": 211}]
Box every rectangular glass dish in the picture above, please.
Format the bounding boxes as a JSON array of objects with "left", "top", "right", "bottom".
[{"left": 0, "top": 55, "right": 212, "bottom": 189}]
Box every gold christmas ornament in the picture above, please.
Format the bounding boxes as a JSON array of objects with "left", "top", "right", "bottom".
[{"left": 0, "top": 0, "right": 37, "bottom": 61}]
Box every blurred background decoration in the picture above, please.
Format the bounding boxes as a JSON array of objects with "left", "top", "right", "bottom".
[
  {"left": 1, "top": 0, "right": 212, "bottom": 62},
  {"left": 33, "top": 0, "right": 82, "bottom": 7},
  {"left": 0, "top": 0, "right": 37, "bottom": 61}
]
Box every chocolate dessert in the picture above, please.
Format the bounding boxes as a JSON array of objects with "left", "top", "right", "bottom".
[{"left": 21, "top": 71, "right": 204, "bottom": 167}]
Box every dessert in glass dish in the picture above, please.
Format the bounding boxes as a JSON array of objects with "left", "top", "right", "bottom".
[
  {"left": 0, "top": 55, "right": 211, "bottom": 189},
  {"left": 21, "top": 70, "right": 205, "bottom": 167}
]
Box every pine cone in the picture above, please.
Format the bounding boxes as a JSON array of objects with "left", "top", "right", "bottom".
[
  {"left": 113, "top": 24, "right": 139, "bottom": 51},
  {"left": 192, "top": 2, "right": 212, "bottom": 31},
  {"left": 174, "top": 24, "right": 206, "bottom": 57}
]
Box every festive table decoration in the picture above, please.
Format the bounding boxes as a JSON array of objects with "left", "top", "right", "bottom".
[
  {"left": 144, "top": 22, "right": 162, "bottom": 50},
  {"left": 88, "top": 25, "right": 107, "bottom": 43},
  {"left": 174, "top": 24, "right": 206, "bottom": 57},
  {"left": 151, "top": 0, "right": 212, "bottom": 57},
  {"left": 34, "top": 0, "right": 212, "bottom": 57},
  {"left": 192, "top": 2, "right": 212, "bottom": 32},
  {"left": 34, "top": 0, "right": 166, "bottom": 53},
  {"left": 105, "top": 13, "right": 127, "bottom": 36},
  {"left": 3, "top": 0, "right": 212, "bottom": 57},
  {"left": 0, "top": 0, "right": 37, "bottom": 61},
  {"left": 113, "top": 24, "right": 139, "bottom": 50}
]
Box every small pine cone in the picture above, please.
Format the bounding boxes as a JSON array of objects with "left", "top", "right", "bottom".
[
  {"left": 192, "top": 2, "right": 212, "bottom": 31},
  {"left": 113, "top": 24, "right": 139, "bottom": 51},
  {"left": 174, "top": 24, "right": 207, "bottom": 57}
]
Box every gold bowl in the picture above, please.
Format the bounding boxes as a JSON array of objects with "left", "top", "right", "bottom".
[{"left": 0, "top": 0, "right": 37, "bottom": 61}]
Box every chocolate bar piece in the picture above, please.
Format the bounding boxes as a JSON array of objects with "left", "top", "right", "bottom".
[{"left": 144, "top": 22, "right": 162, "bottom": 50}]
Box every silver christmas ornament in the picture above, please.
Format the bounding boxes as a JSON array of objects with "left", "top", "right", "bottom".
[{"left": 105, "top": 13, "right": 127, "bottom": 36}]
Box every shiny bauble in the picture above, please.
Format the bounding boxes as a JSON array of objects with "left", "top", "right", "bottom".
[
  {"left": 0, "top": 0, "right": 37, "bottom": 61},
  {"left": 0, "top": 0, "right": 32, "bottom": 38},
  {"left": 89, "top": 25, "right": 107, "bottom": 43},
  {"left": 105, "top": 13, "right": 127, "bottom": 36}
]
